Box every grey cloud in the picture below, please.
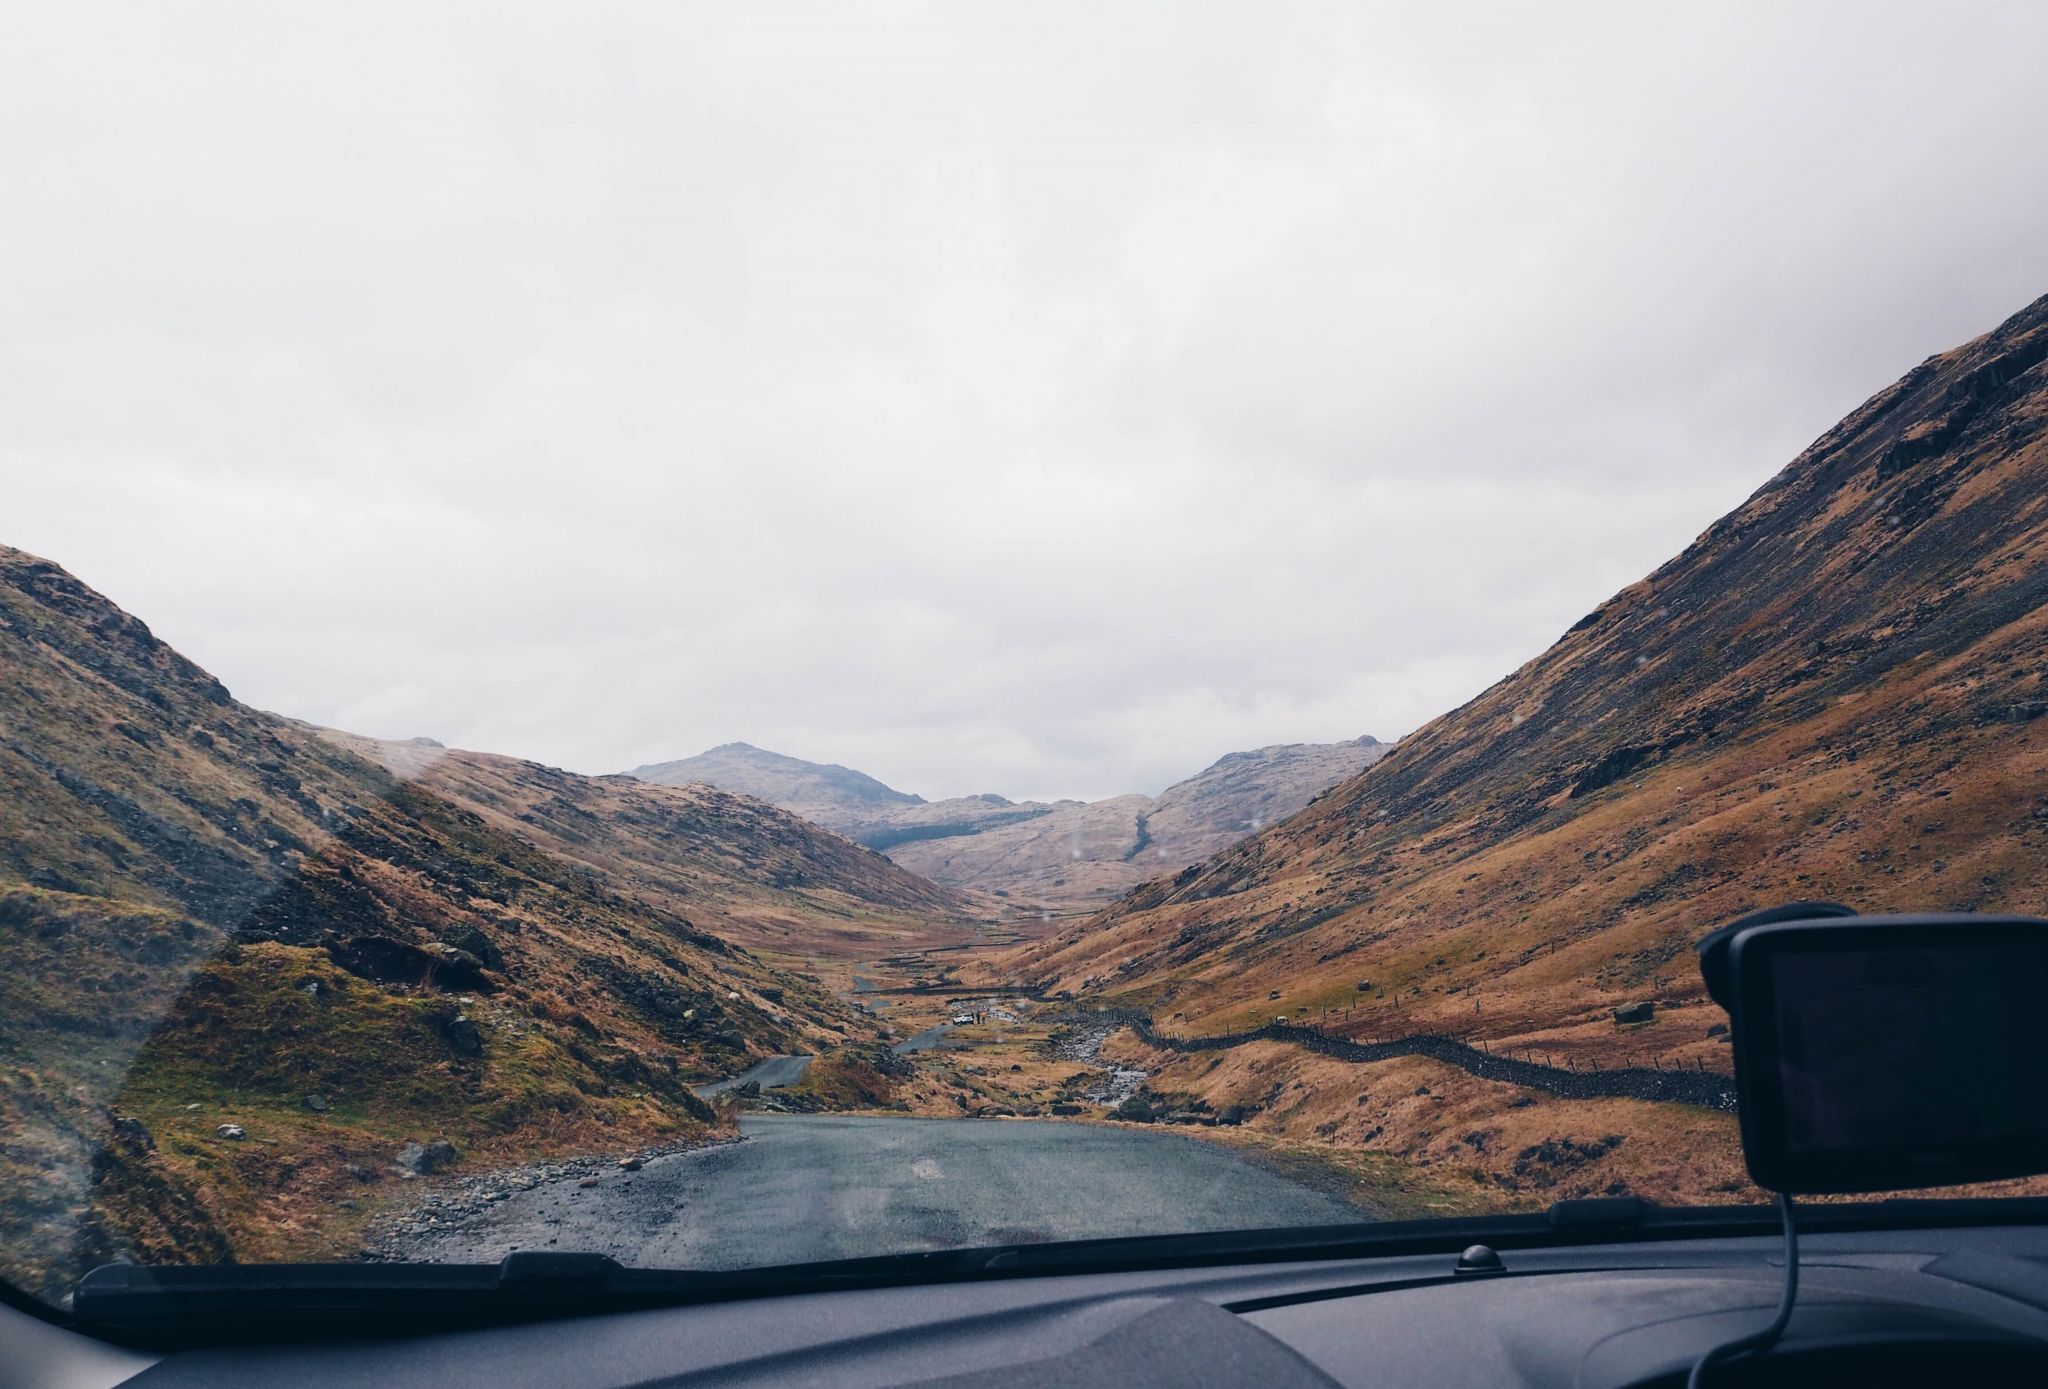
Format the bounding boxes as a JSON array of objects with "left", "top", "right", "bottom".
[{"left": 5, "top": 2, "right": 2046, "bottom": 803}]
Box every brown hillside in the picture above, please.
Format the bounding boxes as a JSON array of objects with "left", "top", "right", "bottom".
[
  {"left": 1016, "top": 292, "right": 2048, "bottom": 1064},
  {"left": 0, "top": 548, "right": 965, "bottom": 1297},
  {"left": 315, "top": 729, "right": 971, "bottom": 961}
]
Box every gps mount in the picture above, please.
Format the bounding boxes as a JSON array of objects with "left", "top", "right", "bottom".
[{"left": 1686, "top": 903, "right": 2048, "bottom": 1385}]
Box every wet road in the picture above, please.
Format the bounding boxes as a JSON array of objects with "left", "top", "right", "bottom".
[
  {"left": 889, "top": 1022, "right": 962, "bottom": 1054},
  {"left": 692, "top": 1054, "right": 814, "bottom": 1098},
  {"left": 388, "top": 1114, "right": 1366, "bottom": 1269}
]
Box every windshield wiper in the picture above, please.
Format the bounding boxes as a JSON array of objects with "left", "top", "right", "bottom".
[{"left": 72, "top": 1195, "right": 2048, "bottom": 1346}]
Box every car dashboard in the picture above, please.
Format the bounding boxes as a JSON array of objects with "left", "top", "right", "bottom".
[{"left": 13, "top": 1217, "right": 2048, "bottom": 1388}]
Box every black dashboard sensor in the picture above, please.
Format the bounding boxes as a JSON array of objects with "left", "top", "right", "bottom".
[{"left": 1702, "top": 909, "right": 2048, "bottom": 1195}]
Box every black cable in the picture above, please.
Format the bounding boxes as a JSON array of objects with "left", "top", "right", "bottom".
[{"left": 1686, "top": 1191, "right": 1799, "bottom": 1388}]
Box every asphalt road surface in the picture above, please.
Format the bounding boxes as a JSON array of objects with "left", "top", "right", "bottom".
[
  {"left": 692, "top": 1054, "right": 814, "bottom": 1098},
  {"left": 389, "top": 1114, "right": 1366, "bottom": 1269},
  {"left": 889, "top": 1022, "right": 961, "bottom": 1054}
]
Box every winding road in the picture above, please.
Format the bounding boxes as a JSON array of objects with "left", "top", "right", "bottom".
[
  {"left": 387, "top": 1114, "right": 1366, "bottom": 1269},
  {"left": 889, "top": 1022, "right": 963, "bottom": 1054},
  {"left": 692, "top": 1054, "right": 814, "bottom": 1098}
]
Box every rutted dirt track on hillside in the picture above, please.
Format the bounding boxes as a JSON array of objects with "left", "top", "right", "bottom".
[{"left": 1064, "top": 1009, "right": 1737, "bottom": 1111}]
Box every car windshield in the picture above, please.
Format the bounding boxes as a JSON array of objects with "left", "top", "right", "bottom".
[{"left": 6, "top": 2, "right": 2048, "bottom": 1317}]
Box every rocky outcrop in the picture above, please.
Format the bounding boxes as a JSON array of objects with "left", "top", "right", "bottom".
[{"left": 395, "top": 1140, "right": 460, "bottom": 1175}]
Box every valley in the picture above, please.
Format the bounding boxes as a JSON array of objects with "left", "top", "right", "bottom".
[
  {"left": 5, "top": 290, "right": 2048, "bottom": 1303},
  {"left": 628, "top": 737, "right": 1388, "bottom": 911}
]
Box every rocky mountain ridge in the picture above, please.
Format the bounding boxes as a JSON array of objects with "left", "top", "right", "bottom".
[
  {"left": 629, "top": 736, "right": 1389, "bottom": 909},
  {"left": 628, "top": 741, "right": 926, "bottom": 824}
]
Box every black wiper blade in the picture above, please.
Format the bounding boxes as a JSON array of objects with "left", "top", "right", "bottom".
[
  {"left": 76, "top": 1247, "right": 1063, "bottom": 1343},
  {"left": 76, "top": 1254, "right": 728, "bottom": 1344},
  {"left": 74, "top": 1196, "right": 2048, "bottom": 1346}
]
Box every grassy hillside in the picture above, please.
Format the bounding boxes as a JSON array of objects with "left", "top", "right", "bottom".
[
  {"left": 0, "top": 548, "right": 968, "bottom": 1299},
  {"left": 1008, "top": 293, "right": 2048, "bottom": 1203}
]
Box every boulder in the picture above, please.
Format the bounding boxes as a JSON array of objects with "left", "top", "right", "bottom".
[
  {"left": 395, "top": 1139, "right": 460, "bottom": 1175},
  {"left": 442, "top": 1013, "right": 484, "bottom": 1055},
  {"left": 1612, "top": 1001, "right": 1655, "bottom": 1025},
  {"left": 216, "top": 1124, "right": 246, "bottom": 1140},
  {"left": 328, "top": 935, "right": 497, "bottom": 993},
  {"left": 302, "top": 1094, "right": 331, "bottom": 1113},
  {"left": 617, "top": 1156, "right": 643, "bottom": 1171},
  {"left": 441, "top": 925, "right": 503, "bottom": 970},
  {"left": 108, "top": 1115, "right": 155, "bottom": 1150}
]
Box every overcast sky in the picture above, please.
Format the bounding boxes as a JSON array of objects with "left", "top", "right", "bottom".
[{"left": 5, "top": 3, "right": 2045, "bottom": 802}]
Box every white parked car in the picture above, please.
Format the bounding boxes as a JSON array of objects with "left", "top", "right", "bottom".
[{"left": 951, "top": 1014, "right": 976, "bottom": 1025}]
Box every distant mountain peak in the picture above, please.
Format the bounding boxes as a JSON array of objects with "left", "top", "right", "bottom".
[
  {"left": 631, "top": 732, "right": 1390, "bottom": 909},
  {"left": 628, "top": 742, "right": 926, "bottom": 815}
]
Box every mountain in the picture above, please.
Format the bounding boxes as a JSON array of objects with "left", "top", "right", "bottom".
[
  {"left": 627, "top": 742, "right": 925, "bottom": 825},
  {"left": 630, "top": 737, "right": 1390, "bottom": 909},
  {"left": 1147, "top": 737, "right": 1394, "bottom": 862},
  {"left": 875, "top": 738, "right": 1391, "bottom": 908},
  {"left": 0, "top": 548, "right": 966, "bottom": 1297},
  {"left": 314, "top": 730, "right": 965, "bottom": 961},
  {"left": 1008, "top": 294, "right": 2048, "bottom": 1202}
]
